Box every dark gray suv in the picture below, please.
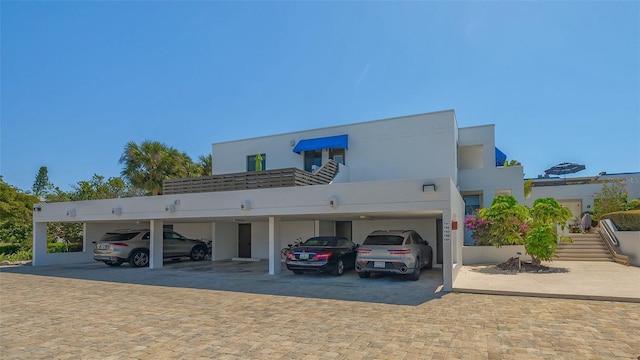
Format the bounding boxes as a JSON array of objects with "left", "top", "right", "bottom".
[{"left": 93, "top": 229, "right": 209, "bottom": 267}]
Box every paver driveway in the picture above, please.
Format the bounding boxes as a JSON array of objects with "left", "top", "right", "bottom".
[{"left": 1, "top": 263, "right": 639, "bottom": 359}]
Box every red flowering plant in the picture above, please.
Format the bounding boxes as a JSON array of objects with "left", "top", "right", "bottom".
[{"left": 464, "top": 215, "right": 492, "bottom": 245}]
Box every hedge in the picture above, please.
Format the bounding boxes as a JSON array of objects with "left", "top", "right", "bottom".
[
  {"left": 0, "top": 243, "right": 21, "bottom": 255},
  {"left": 601, "top": 210, "right": 640, "bottom": 231}
]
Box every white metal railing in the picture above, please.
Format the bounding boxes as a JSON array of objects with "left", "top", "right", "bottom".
[
  {"left": 600, "top": 219, "right": 619, "bottom": 246},
  {"left": 598, "top": 219, "right": 630, "bottom": 265}
]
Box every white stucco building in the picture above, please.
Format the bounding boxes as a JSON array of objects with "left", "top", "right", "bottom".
[{"left": 32, "top": 109, "right": 526, "bottom": 290}]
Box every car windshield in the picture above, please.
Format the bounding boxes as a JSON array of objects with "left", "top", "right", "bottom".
[
  {"left": 100, "top": 232, "right": 139, "bottom": 242},
  {"left": 363, "top": 235, "right": 404, "bottom": 246},
  {"left": 301, "top": 237, "right": 336, "bottom": 247}
]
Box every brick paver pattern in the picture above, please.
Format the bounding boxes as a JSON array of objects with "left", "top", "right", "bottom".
[{"left": 1, "top": 273, "right": 639, "bottom": 359}]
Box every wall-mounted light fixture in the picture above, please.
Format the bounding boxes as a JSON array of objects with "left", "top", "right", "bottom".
[
  {"left": 240, "top": 200, "right": 250, "bottom": 211},
  {"left": 111, "top": 207, "right": 122, "bottom": 215},
  {"left": 66, "top": 209, "right": 76, "bottom": 217},
  {"left": 290, "top": 140, "right": 296, "bottom": 147},
  {"left": 329, "top": 197, "right": 338, "bottom": 209},
  {"left": 422, "top": 184, "right": 436, "bottom": 193},
  {"left": 165, "top": 204, "right": 176, "bottom": 213},
  {"left": 173, "top": 199, "right": 180, "bottom": 205}
]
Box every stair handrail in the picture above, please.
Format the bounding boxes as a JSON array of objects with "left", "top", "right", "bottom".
[
  {"left": 600, "top": 219, "right": 619, "bottom": 246},
  {"left": 598, "top": 219, "right": 630, "bottom": 266}
]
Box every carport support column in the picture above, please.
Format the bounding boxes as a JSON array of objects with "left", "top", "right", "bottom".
[
  {"left": 150, "top": 219, "right": 163, "bottom": 269},
  {"left": 268, "top": 216, "right": 281, "bottom": 274},
  {"left": 442, "top": 211, "right": 453, "bottom": 292},
  {"left": 32, "top": 222, "right": 47, "bottom": 267}
]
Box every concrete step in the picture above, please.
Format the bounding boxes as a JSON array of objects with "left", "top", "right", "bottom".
[
  {"left": 555, "top": 257, "right": 613, "bottom": 261},
  {"left": 557, "top": 248, "right": 608, "bottom": 253},
  {"left": 556, "top": 232, "right": 615, "bottom": 262}
]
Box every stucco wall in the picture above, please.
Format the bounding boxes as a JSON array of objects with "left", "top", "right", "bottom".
[
  {"left": 617, "top": 231, "right": 640, "bottom": 267},
  {"left": 212, "top": 222, "right": 237, "bottom": 260},
  {"left": 174, "top": 223, "right": 212, "bottom": 242},
  {"left": 458, "top": 166, "right": 525, "bottom": 205},
  {"left": 462, "top": 245, "right": 532, "bottom": 265},
  {"left": 212, "top": 111, "right": 459, "bottom": 184}
]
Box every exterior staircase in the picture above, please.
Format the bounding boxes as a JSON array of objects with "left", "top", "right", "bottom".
[
  {"left": 555, "top": 232, "right": 613, "bottom": 262},
  {"left": 312, "top": 159, "right": 340, "bottom": 184}
]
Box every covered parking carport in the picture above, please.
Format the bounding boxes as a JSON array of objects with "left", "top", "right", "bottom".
[{"left": 32, "top": 177, "right": 464, "bottom": 290}]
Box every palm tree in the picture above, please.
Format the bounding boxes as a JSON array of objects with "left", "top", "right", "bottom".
[
  {"left": 119, "top": 141, "right": 191, "bottom": 195},
  {"left": 197, "top": 154, "right": 213, "bottom": 176}
]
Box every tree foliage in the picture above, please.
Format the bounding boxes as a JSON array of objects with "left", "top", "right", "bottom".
[
  {"left": 198, "top": 154, "right": 213, "bottom": 176},
  {"left": 67, "top": 174, "right": 144, "bottom": 201},
  {"left": 32, "top": 166, "right": 53, "bottom": 199},
  {"left": 0, "top": 176, "right": 39, "bottom": 248},
  {"left": 467, "top": 195, "right": 573, "bottom": 266},
  {"left": 478, "top": 195, "right": 530, "bottom": 246},
  {"left": 592, "top": 179, "right": 629, "bottom": 221},
  {"left": 119, "top": 140, "right": 197, "bottom": 195}
]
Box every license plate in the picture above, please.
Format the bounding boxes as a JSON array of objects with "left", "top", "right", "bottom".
[
  {"left": 299, "top": 253, "right": 309, "bottom": 260},
  {"left": 98, "top": 244, "right": 109, "bottom": 250},
  {"left": 374, "top": 261, "right": 385, "bottom": 268}
]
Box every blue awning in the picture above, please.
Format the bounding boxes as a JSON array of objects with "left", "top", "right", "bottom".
[
  {"left": 293, "top": 134, "right": 348, "bottom": 154},
  {"left": 495, "top": 147, "right": 507, "bottom": 166}
]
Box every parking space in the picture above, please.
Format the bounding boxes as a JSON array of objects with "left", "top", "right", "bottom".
[{"left": 1, "top": 260, "right": 444, "bottom": 306}]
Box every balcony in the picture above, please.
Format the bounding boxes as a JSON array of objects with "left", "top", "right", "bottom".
[{"left": 163, "top": 160, "right": 339, "bottom": 195}]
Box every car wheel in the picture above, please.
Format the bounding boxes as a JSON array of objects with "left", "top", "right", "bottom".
[
  {"left": 104, "top": 261, "right": 122, "bottom": 267},
  {"left": 129, "top": 249, "right": 149, "bottom": 267},
  {"left": 292, "top": 270, "right": 304, "bottom": 275},
  {"left": 358, "top": 271, "right": 370, "bottom": 278},
  {"left": 332, "top": 259, "right": 345, "bottom": 276},
  {"left": 190, "top": 245, "right": 207, "bottom": 261},
  {"left": 408, "top": 258, "right": 421, "bottom": 281}
]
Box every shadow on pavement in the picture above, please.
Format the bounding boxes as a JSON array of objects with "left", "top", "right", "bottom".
[{"left": 0, "top": 260, "right": 445, "bottom": 306}]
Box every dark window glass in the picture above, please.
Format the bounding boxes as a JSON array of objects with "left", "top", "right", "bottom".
[
  {"left": 363, "top": 235, "right": 404, "bottom": 246},
  {"left": 302, "top": 237, "right": 337, "bottom": 246},
  {"left": 329, "top": 148, "right": 345, "bottom": 165},
  {"left": 100, "top": 232, "right": 139, "bottom": 241},
  {"left": 304, "top": 150, "right": 322, "bottom": 172},
  {"left": 247, "top": 154, "right": 266, "bottom": 171}
]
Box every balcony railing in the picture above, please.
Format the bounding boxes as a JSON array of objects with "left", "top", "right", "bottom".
[{"left": 163, "top": 160, "right": 339, "bottom": 195}]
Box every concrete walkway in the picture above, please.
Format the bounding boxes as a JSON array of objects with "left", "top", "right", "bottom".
[{"left": 453, "top": 261, "right": 640, "bottom": 303}]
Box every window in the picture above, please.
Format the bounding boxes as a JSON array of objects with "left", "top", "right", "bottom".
[
  {"left": 463, "top": 194, "right": 482, "bottom": 217},
  {"left": 247, "top": 154, "right": 266, "bottom": 171},
  {"left": 463, "top": 193, "right": 482, "bottom": 246},
  {"left": 363, "top": 235, "right": 404, "bottom": 246},
  {"left": 304, "top": 150, "right": 322, "bottom": 172},
  {"left": 337, "top": 238, "right": 352, "bottom": 247},
  {"left": 330, "top": 148, "right": 345, "bottom": 165}
]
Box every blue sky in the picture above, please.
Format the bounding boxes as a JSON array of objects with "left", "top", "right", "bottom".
[{"left": 1, "top": 1, "right": 639, "bottom": 193}]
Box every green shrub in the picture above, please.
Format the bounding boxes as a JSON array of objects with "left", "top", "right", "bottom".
[
  {"left": 628, "top": 199, "right": 640, "bottom": 210},
  {"left": 47, "top": 242, "right": 68, "bottom": 253},
  {"left": 46, "top": 242, "right": 83, "bottom": 253},
  {"left": 601, "top": 210, "right": 640, "bottom": 231},
  {"left": 0, "top": 243, "right": 21, "bottom": 255},
  {"left": 0, "top": 250, "right": 32, "bottom": 262}
]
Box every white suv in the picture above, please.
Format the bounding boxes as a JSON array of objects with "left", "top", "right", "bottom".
[
  {"left": 93, "top": 229, "right": 209, "bottom": 267},
  {"left": 355, "top": 230, "right": 433, "bottom": 280}
]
